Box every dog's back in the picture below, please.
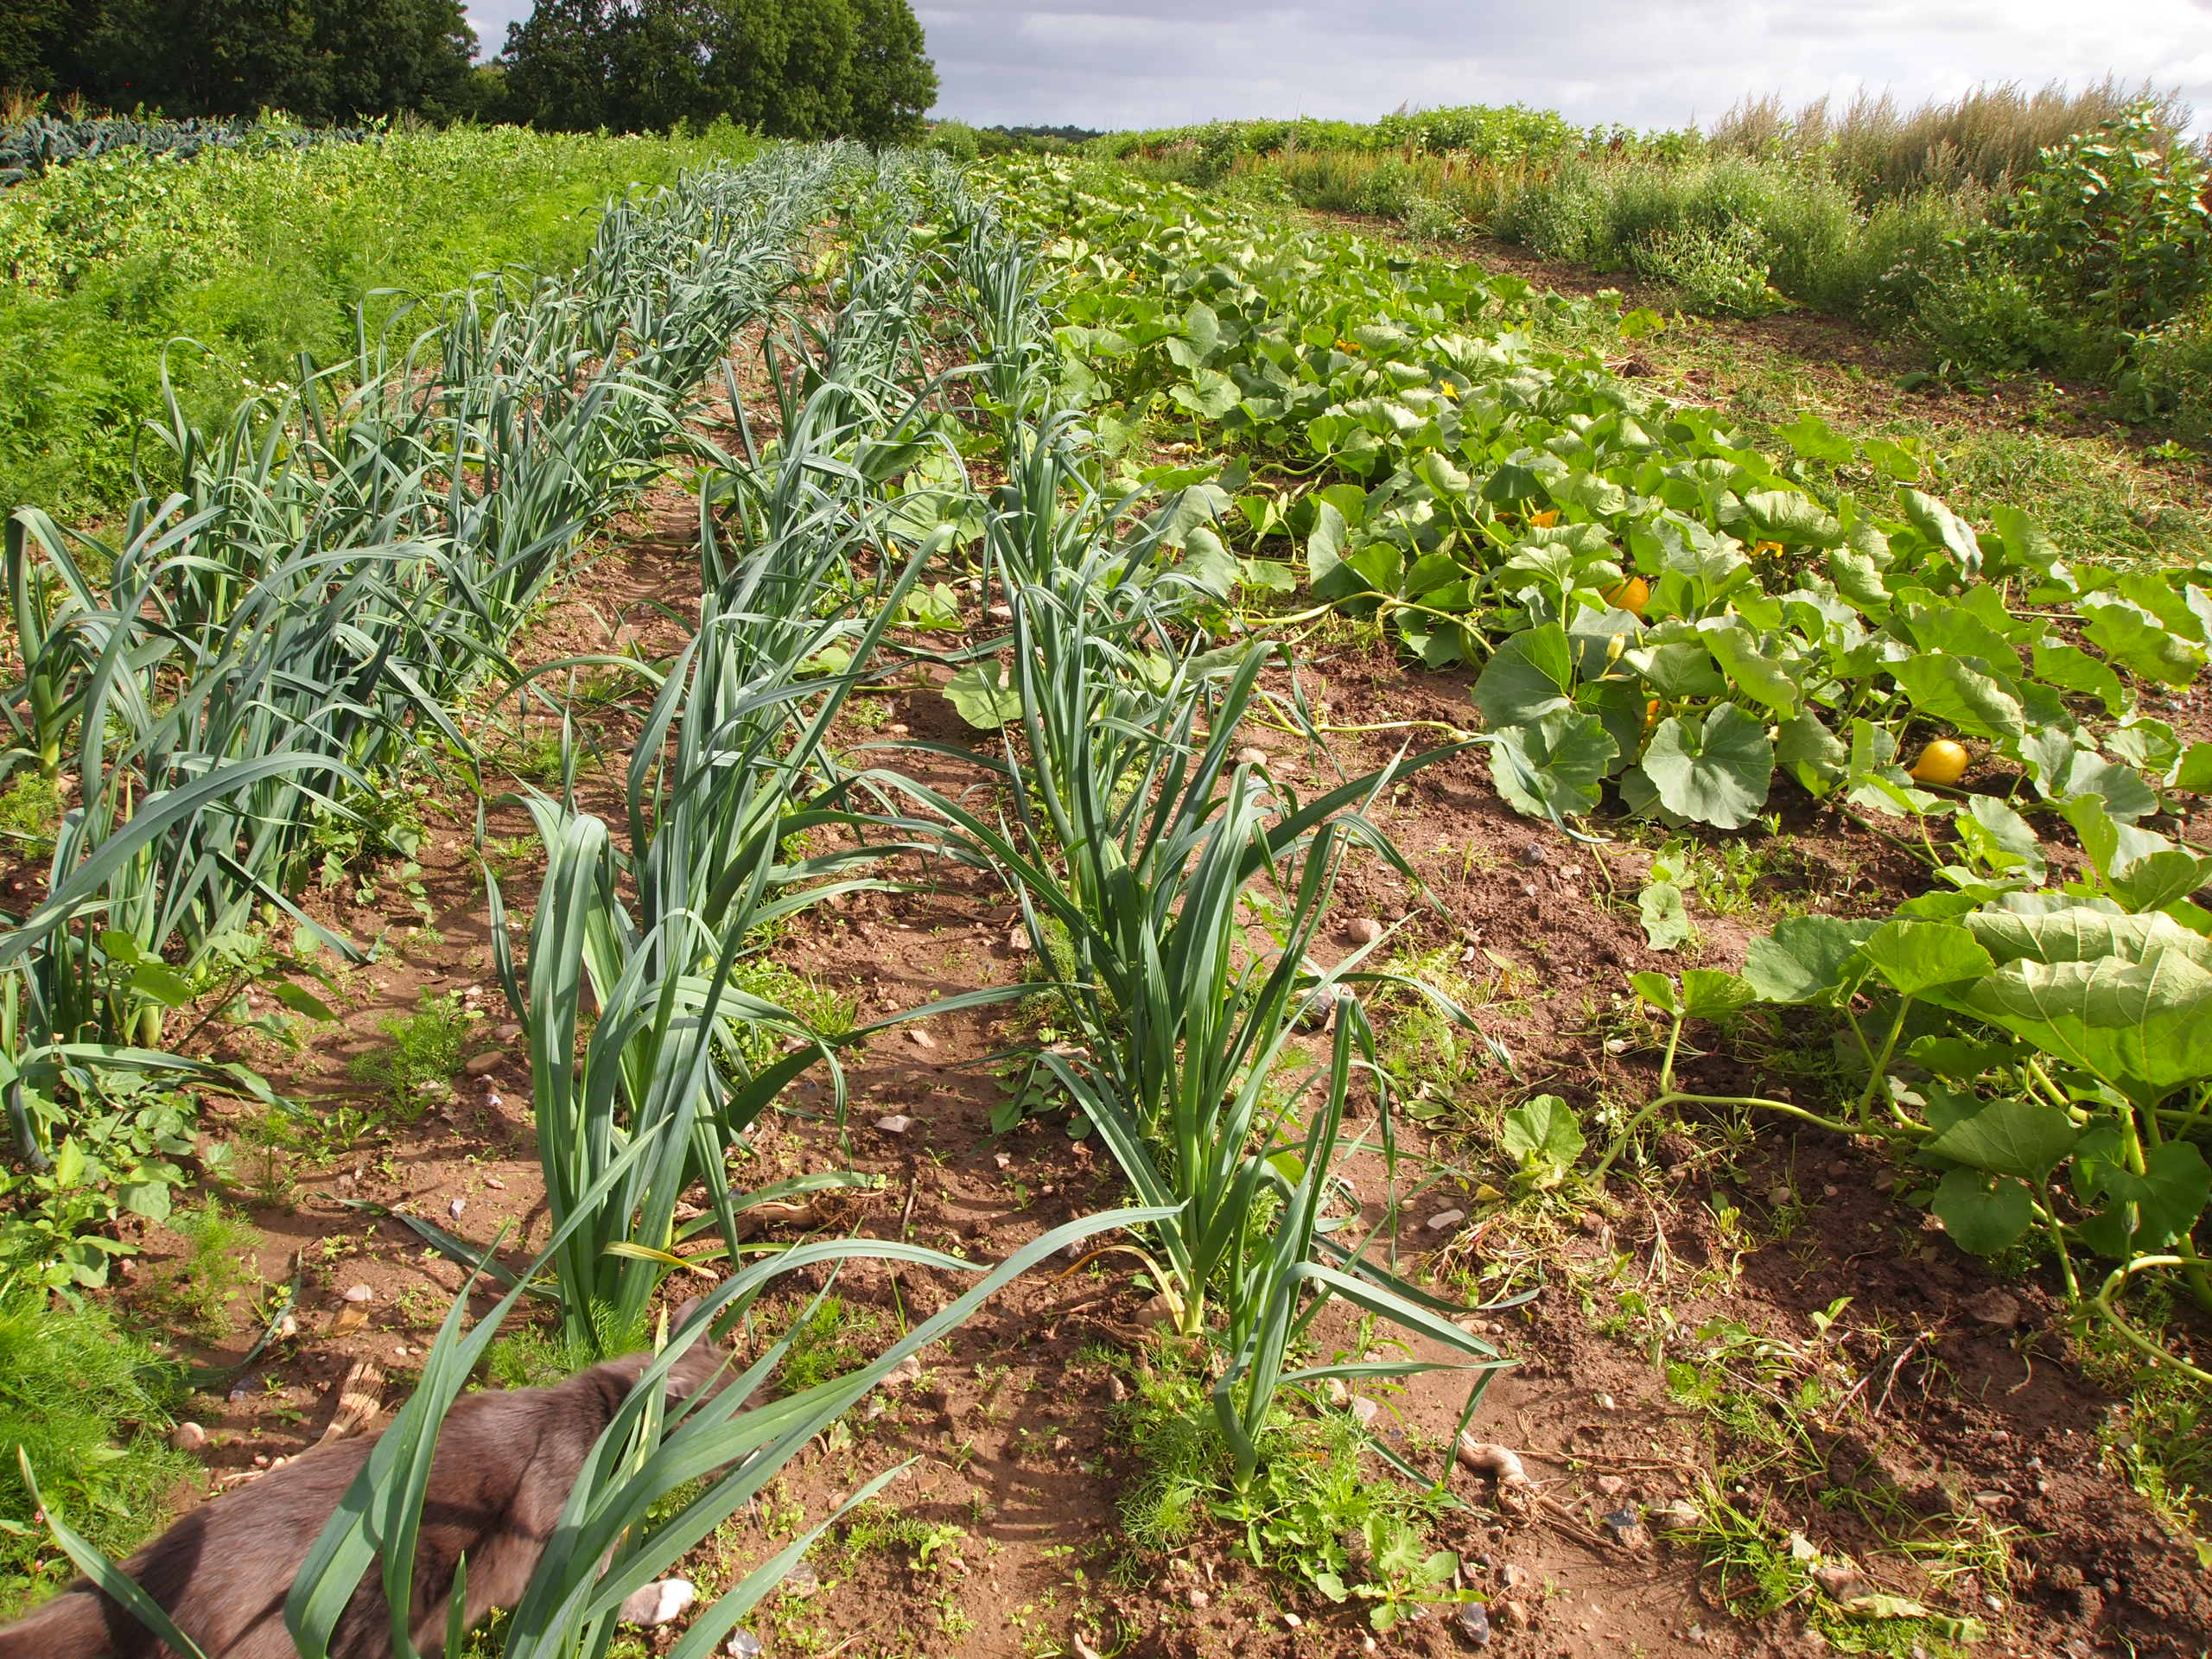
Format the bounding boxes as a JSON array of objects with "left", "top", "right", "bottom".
[{"left": 0, "top": 1342, "right": 728, "bottom": 1659}]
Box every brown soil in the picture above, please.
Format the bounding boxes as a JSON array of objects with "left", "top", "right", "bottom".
[{"left": 21, "top": 319, "right": 2212, "bottom": 1659}]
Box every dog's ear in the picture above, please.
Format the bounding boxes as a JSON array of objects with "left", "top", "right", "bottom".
[{"left": 669, "top": 1294, "right": 706, "bottom": 1335}]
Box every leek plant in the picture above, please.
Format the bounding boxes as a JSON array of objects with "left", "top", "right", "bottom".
[
  {"left": 0, "top": 148, "right": 849, "bottom": 1077},
  {"left": 26, "top": 1124, "right": 1171, "bottom": 1658}
]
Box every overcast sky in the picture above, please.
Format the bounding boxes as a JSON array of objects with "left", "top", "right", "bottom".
[{"left": 461, "top": 0, "right": 2212, "bottom": 137}]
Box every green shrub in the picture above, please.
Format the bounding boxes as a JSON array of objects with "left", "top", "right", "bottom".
[
  {"left": 2002, "top": 100, "right": 2212, "bottom": 334},
  {"left": 0, "top": 1294, "right": 195, "bottom": 1615},
  {"left": 1631, "top": 220, "right": 1782, "bottom": 315},
  {"left": 925, "top": 119, "right": 981, "bottom": 162},
  {"left": 2129, "top": 306, "right": 2212, "bottom": 442}
]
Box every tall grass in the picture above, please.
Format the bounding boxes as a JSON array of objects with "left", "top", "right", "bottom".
[{"left": 1707, "top": 78, "right": 2190, "bottom": 202}]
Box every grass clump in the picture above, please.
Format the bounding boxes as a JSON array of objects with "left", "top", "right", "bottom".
[
  {"left": 772, "top": 1294, "right": 887, "bottom": 1392},
  {"left": 0, "top": 1294, "right": 196, "bottom": 1615},
  {"left": 349, "top": 989, "right": 476, "bottom": 1116},
  {"left": 141, "top": 1199, "right": 264, "bottom": 1338},
  {"left": 1117, "top": 1358, "right": 1459, "bottom": 1631}
]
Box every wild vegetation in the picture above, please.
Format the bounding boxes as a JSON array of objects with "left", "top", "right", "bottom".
[
  {"left": 1109, "top": 83, "right": 2212, "bottom": 442},
  {"left": 1, "top": 97, "right": 2209, "bottom": 1659}
]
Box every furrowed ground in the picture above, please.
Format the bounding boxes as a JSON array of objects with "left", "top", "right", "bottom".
[{"left": 3, "top": 137, "right": 2212, "bottom": 1659}]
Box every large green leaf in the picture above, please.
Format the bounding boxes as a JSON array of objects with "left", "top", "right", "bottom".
[
  {"left": 1961, "top": 906, "right": 2212, "bottom": 969},
  {"left": 2083, "top": 597, "right": 2207, "bottom": 687},
  {"left": 1679, "top": 969, "right": 1756, "bottom": 1019},
  {"left": 1702, "top": 623, "right": 1801, "bottom": 716},
  {"left": 2085, "top": 1141, "right": 2212, "bottom": 1252},
  {"left": 1961, "top": 947, "right": 2212, "bottom": 1101},
  {"left": 1487, "top": 709, "right": 1615, "bottom": 822},
  {"left": 1742, "top": 488, "right": 1844, "bottom": 549},
  {"left": 1639, "top": 704, "right": 1773, "bottom": 829},
  {"left": 1742, "top": 915, "right": 1878, "bottom": 1005},
  {"left": 1890, "top": 655, "right": 2025, "bottom": 742},
  {"left": 1923, "top": 1098, "right": 2080, "bottom": 1182},
  {"left": 1471, "top": 623, "right": 1574, "bottom": 728},
  {"left": 1931, "top": 1168, "right": 2033, "bottom": 1255},
  {"left": 1861, "top": 920, "right": 1995, "bottom": 998},
  {"left": 943, "top": 663, "right": 1022, "bottom": 730}
]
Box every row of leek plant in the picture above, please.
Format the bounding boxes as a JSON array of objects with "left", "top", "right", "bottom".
[
  {"left": 19, "top": 153, "right": 1162, "bottom": 1659},
  {"left": 0, "top": 147, "right": 867, "bottom": 1182},
  {"left": 901, "top": 174, "right": 1523, "bottom": 1485},
  {"left": 486, "top": 160, "right": 1014, "bottom": 1363}
]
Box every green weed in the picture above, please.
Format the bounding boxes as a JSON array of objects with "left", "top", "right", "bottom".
[
  {"left": 0, "top": 772, "right": 59, "bottom": 859},
  {"left": 141, "top": 1198, "right": 264, "bottom": 1338},
  {"left": 348, "top": 990, "right": 478, "bottom": 1116},
  {"left": 1116, "top": 1357, "right": 1457, "bottom": 1629},
  {"left": 771, "top": 1294, "right": 888, "bottom": 1393},
  {"left": 0, "top": 1293, "right": 197, "bottom": 1616}
]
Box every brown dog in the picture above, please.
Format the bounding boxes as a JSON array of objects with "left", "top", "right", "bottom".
[{"left": 0, "top": 1338, "right": 729, "bottom": 1659}]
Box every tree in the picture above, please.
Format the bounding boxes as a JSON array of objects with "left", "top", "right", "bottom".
[
  {"left": 844, "top": 0, "right": 932, "bottom": 143},
  {"left": 499, "top": 0, "right": 933, "bottom": 143},
  {"left": 0, "top": 0, "right": 76, "bottom": 94},
  {"left": 57, "top": 0, "right": 476, "bottom": 121}
]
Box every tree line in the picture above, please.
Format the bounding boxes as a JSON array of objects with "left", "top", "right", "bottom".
[{"left": 1, "top": 0, "right": 936, "bottom": 142}]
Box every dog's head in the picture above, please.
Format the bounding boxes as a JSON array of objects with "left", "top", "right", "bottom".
[{"left": 595, "top": 1291, "right": 739, "bottom": 1406}]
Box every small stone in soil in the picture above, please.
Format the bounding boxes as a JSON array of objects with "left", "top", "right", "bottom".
[
  {"left": 343, "top": 1284, "right": 374, "bottom": 1304},
  {"left": 448, "top": 1199, "right": 466, "bottom": 1220},
  {"left": 1515, "top": 842, "right": 1547, "bottom": 867},
  {"left": 1455, "top": 1602, "right": 1491, "bottom": 1647},
  {"left": 874, "top": 1115, "right": 915, "bottom": 1135},
  {"left": 483, "top": 1176, "right": 505, "bottom": 1190},
  {"left": 462, "top": 1052, "right": 501, "bottom": 1076},
  {"left": 1961, "top": 1287, "right": 2022, "bottom": 1327},
  {"left": 1426, "top": 1209, "right": 1466, "bottom": 1232},
  {"left": 1234, "top": 746, "right": 1268, "bottom": 766},
  {"left": 1811, "top": 1562, "right": 1873, "bottom": 1602},
  {"left": 906, "top": 1028, "right": 937, "bottom": 1050},
  {"left": 779, "top": 1562, "right": 821, "bottom": 1599},
  {"left": 169, "top": 1421, "right": 207, "bottom": 1452},
  {"left": 726, "top": 1631, "right": 764, "bottom": 1658},
  {"left": 1342, "top": 917, "right": 1384, "bottom": 946},
  {"left": 1600, "top": 1507, "right": 1649, "bottom": 1548}
]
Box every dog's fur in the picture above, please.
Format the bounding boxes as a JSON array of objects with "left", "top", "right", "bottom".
[{"left": 0, "top": 1339, "right": 728, "bottom": 1659}]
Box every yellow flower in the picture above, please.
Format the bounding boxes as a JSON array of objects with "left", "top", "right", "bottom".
[
  {"left": 1336, "top": 337, "right": 1361, "bottom": 353},
  {"left": 1529, "top": 509, "right": 1560, "bottom": 528},
  {"left": 1437, "top": 380, "right": 1460, "bottom": 398},
  {"left": 1753, "top": 540, "right": 1783, "bottom": 556}
]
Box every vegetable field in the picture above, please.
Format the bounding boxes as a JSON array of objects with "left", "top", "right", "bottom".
[{"left": 3, "top": 130, "right": 2211, "bottom": 1659}]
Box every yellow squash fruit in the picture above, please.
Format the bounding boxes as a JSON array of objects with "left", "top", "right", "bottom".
[
  {"left": 1602, "top": 575, "right": 1650, "bottom": 617},
  {"left": 1908, "top": 739, "right": 1969, "bottom": 786}
]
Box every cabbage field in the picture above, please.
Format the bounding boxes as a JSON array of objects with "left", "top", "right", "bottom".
[{"left": 1, "top": 131, "right": 2209, "bottom": 1659}]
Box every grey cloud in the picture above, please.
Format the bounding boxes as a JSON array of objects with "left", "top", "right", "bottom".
[{"left": 461, "top": 0, "right": 2210, "bottom": 137}]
